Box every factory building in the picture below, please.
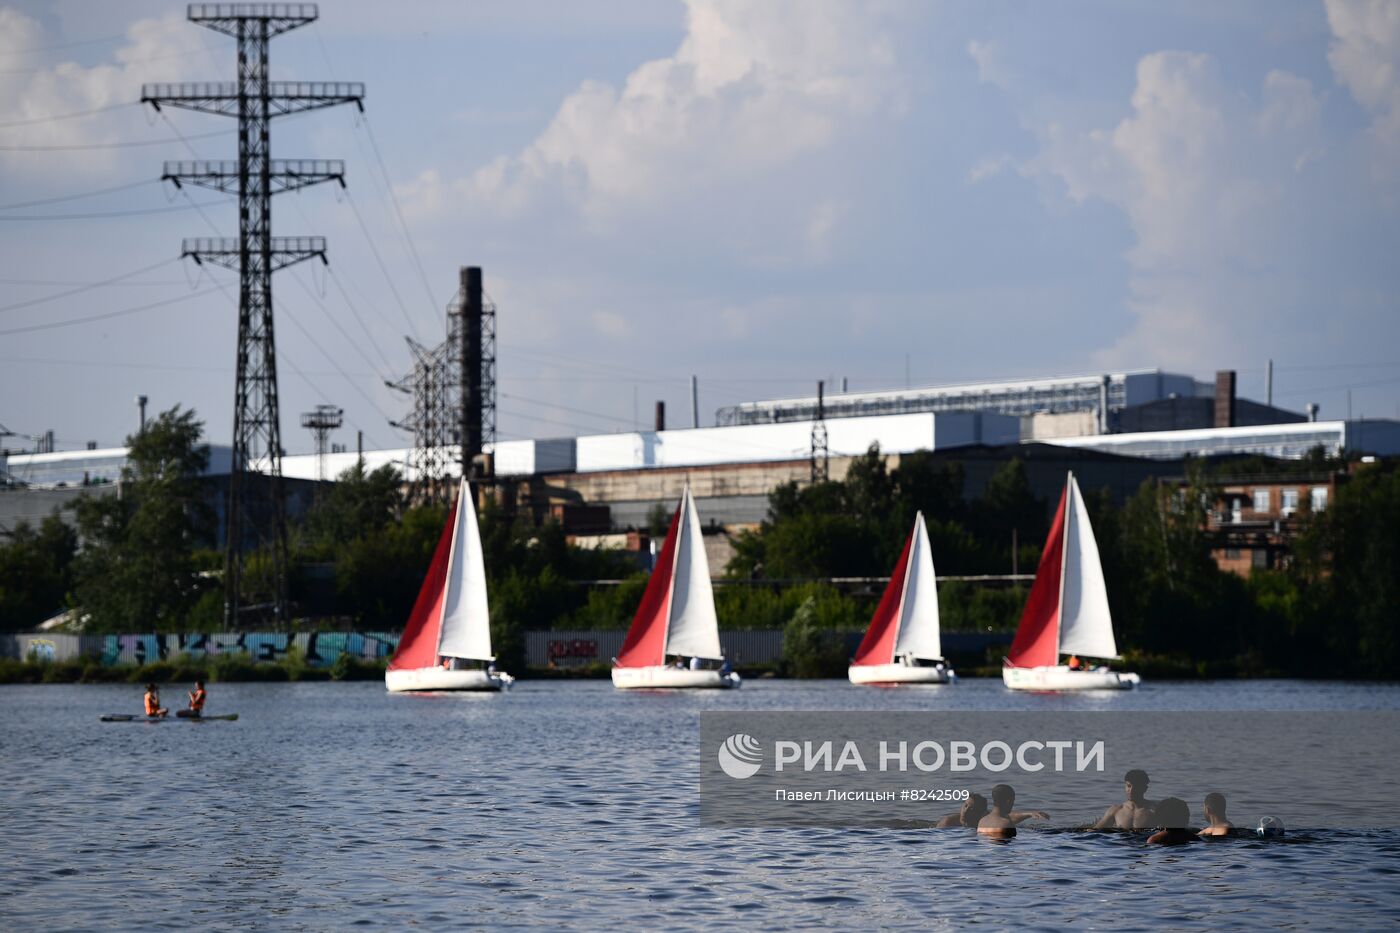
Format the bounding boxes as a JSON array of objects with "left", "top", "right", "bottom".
[{"left": 5, "top": 368, "right": 1398, "bottom": 541}]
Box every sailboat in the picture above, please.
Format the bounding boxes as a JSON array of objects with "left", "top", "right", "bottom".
[
  {"left": 386, "top": 477, "right": 514, "bottom": 692},
  {"left": 612, "top": 486, "right": 740, "bottom": 689},
  {"left": 1003, "top": 472, "right": 1140, "bottom": 691},
  {"left": 849, "top": 512, "right": 955, "bottom": 685}
]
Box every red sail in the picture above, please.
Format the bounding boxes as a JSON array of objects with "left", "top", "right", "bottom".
[
  {"left": 615, "top": 504, "right": 681, "bottom": 668},
  {"left": 1006, "top": 485, "right": 1067, "bottom": 668},
  {"left": 851, "top": 525, "right": 915, "bottom": 666},
  {"left": 388, "top": 503, "right": 457, "bottom": 672}
]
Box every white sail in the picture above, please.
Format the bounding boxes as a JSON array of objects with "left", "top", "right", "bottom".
[
  {"left": 1057, "top": 474, "right": 1119, "bottom": 659},
  {"left": 437, "top": 478, "right": 494, "bottom": 661},
  {"left": 892, "top": 512, "right": 942, "bottom": 660},
  {"left": 663, "top": 487, "right": 724, "bottom": 660}
]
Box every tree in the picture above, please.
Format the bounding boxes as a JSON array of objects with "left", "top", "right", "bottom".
[
  {"left": 1293, "top": 463, "right": 1400, "bottom": 676},
  {"left": 69, "top": 406, "right": 214, "bottom": 631},
  {"left": 0, "top": 513, "right": 77, "bottom": 631}
]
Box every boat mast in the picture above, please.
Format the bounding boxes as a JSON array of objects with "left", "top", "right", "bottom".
[
  {"left": 1054, "top": 473, "right": 1072, "bottom": 662},
  {"left": 434, "top": 478, "right": 468, "bottom": 660},
  {"left": 657, "top": 486, "right": 690, "bottom": 662},
  {"left": 888, "top": 512, "right": 921, "bottom": 662}
]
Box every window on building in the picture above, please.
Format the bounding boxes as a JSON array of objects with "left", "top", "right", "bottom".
[
  {"left": 1310, "top": 486, "right": 1329, "bottom": 511},
  {"left": 1225, "top": 548, "right": 1241, "bottom": 559},
  {"left": 1252, "top": 489, "right": 1270, "bottom": 513},
  {"left": 1252, "top": 549, "right": 1268, "bottom": 569},
  {"left": 1281, "top": 488, "right": 1299, "bottom": 516}
]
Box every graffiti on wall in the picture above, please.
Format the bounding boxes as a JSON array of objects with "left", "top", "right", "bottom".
[{"left": 98, "top": 632, "right": 399, "bottom": 667}]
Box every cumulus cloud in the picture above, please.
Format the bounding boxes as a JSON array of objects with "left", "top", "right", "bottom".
[
  {"left": 1028, "top": 51, "right": 1326, "bottom": 369},
  {"left": 398, "top": 0, "right": 903, "bottom": 243},
  {"left": 1325, "top": 0, "right": 1400, "bottom": 177},
  {"left": 0, "top": 7, "right": 210, "bottom": 176}
]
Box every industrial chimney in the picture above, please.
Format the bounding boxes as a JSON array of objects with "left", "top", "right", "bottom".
[
  {"left": 1213, "top": 371, "right": 1236, "bottom": 428},
  {"left": 654, "top": 400, "right": 666, "bottom": 432}
]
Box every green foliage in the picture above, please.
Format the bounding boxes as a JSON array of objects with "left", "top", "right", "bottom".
[
  {"left": 0, "top": 512, "right": 77, "bottom": 632},
  {"left": 726, "top": 446, "right": 1042, "bottom": 580},
  {"left": 69, "top": 406, "right": 215, "bottom": 632},
  {"left": 1291, "top": 463, "right": 1400, "bottom": 676},
  {"left": 781, "top": 595, "right": 852, "bottom": 678}
]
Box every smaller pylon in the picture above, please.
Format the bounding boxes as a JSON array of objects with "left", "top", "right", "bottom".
[
  {"left": 811, "top": 380, "right": 829, "bottom": 483},
  {"left": 300, "top": 404, "right": 344, "bottom": 482}
]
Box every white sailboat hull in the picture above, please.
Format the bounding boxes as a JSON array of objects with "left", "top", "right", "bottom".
[
  {"left": 848, "top": 662, "right": 954, "bottom": 685},
  {"left": 385, "top": 667, "right": 513, "bottom": 692},
  {"left": 1002, "top": 665, "right": 1140, "bottom": 691},
  {"left": 611, "top": 666, "right": 741, "bottom": 689}
]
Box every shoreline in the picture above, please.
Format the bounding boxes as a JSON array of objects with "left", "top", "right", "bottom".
[{"left": 1, "top": 657, "right": 1395, "bottom": 685}]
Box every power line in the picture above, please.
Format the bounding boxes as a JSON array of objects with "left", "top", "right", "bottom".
[
  {"left": 0, "top": 178, "right": 159, "bottom": 210},
  {"left": 0, "top": 34, "right": 126, "bottom": 57},
  {"left": 0, "top": 200, "right": 224, "bottom": 221},
  {"left": 360, "top": 114, "right": 438, "bottom": 310},
  {"left": 285, "top": 266, "right": 394, "bottom": 382},
  {"left": 325, "top": 265, "right": 398, "bottom": 374},
  {"left": 0, "top": 102, "right": 138, "bottom": 129},
  {"left": 276, "top": 298, "right": 400, "bottom": 431},
  {"left": 0, "top": 284, "right": 222, "bottom": 337},
  {"left": 341, "top": 189, "right": 422, "bottom": 341},
  {"left": 499, "top": 391, "right": 636, "bottom": 427},
  {"left": 0, "top": 46, "right": 209, "bottom": 77},
  {"left": 0, "top": 257, "right": 182, "bottom": 314},
  {"left": 0, "top": 128, "right": 232, "bottom": 151}
]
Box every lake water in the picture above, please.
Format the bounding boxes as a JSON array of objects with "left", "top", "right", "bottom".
[{"left": 3, "top": 679, "right": 1399, "bottom": 930}]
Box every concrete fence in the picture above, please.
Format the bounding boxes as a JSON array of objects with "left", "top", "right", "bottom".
[{"left": 4, "top": 629, "right": 1012, "bottom": 668}]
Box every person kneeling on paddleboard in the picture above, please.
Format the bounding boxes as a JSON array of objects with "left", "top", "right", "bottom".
[
  {"left": 187, "top": 681, "right": 207, "bottom": 717},
  {"left": 144, "top": 683, "right": 169, "bottom": 718}
]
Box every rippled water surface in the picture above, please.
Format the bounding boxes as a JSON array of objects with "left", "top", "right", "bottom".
[{"left": 3, "top": 679, "right": 1399, "bottom": 930}]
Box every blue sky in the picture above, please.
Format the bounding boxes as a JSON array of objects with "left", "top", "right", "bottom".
[{"left": 2, "top": 0, "right": 1398, "bottom": 454}]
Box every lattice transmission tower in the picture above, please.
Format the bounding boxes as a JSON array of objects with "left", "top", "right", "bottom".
[
  {"left": 142, "top": 3, "right": 363, "bottom": 626},
  {"left": 391, "top": 266, "right": 497, "bottom": 506}
]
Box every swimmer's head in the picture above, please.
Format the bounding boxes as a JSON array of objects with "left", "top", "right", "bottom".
[
  {"left": 991, "top": 784, "right": 1015, "bottom": 812},
  {"left": 961, "top": 793, "right": 989, "bottom": 825},
  {"left": 1204, "top": 792, "right": 1226, "bottom": 819},
  {"left": 1124, "top": 769, "right": 1150, "bottom": 798},
  {"left": 1155, "top": 797, "right": 1189, "bottom": 829}
]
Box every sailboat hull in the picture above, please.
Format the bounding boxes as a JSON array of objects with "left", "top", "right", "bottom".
[
  {"left": 611, "top": 667, "right": 741, "bottom": 689},
  {"left": 848, "top": 662, "right": 954, "bottom": 685},
  {"left": 1002, "top": 665, "right": 1140, "bottom": 691},
  {"left": 385, "top": 668, "right": 512, "bottom": 692}
]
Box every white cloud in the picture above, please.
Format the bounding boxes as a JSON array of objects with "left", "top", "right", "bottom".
[
  {"left": 1325, "top": 0, "right": 1400, "bottom": 177},
  {"left": 967, "top": 39, "right": 1012, "bottom": 90},
  {"left": 0, "top": 8, "right": 211, "bottom": 176},
  {"left": 1028, "top": 51, "right": 1326, "bottom": 369},
  {"left": 398, "top": 0, "right": 903, "bottom": 242}
]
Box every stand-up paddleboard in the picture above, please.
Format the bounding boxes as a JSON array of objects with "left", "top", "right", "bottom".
[{"left": 101, "top": 713, "right": 239, "bottom": 722}]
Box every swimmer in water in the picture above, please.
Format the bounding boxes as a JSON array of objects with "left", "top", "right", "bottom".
[
  {"left": 1094, "top": 768, "right": 1158, "bottom": 829},
  {"left": 977, "top": 784, "right": 1050, "bottom": 838},
  {"left": 935, "top": 793, "right": 989, "bottom": 828},
  {"left": 1147, "top": 797, "right": 1195, "bottom": 845},
  {"left": 1198, "top": 792, "right": 1233, "bottom": 837}
]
